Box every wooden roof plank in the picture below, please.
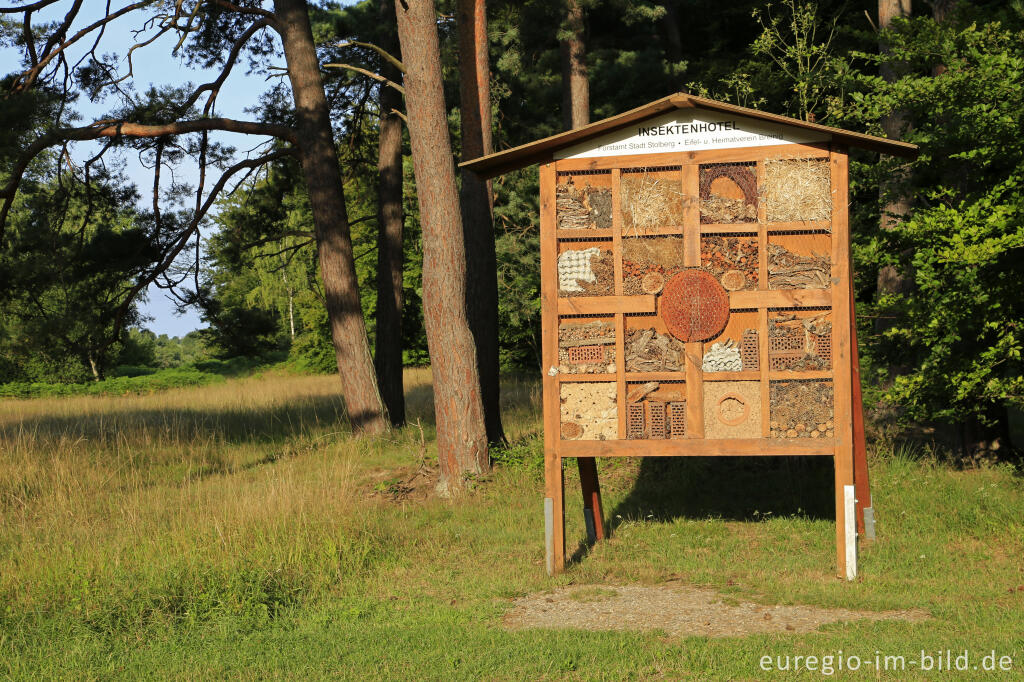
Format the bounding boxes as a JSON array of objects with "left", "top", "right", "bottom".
[{"left": 460, "top": 92, "right": 917, "bottom": 178}]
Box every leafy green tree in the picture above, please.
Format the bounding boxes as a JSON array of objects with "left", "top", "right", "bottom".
[{"left": 834, "top": 14, "right": 1024, "bottom": 449}]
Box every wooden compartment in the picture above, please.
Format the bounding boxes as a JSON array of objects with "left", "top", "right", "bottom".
[
  {"left": 623, "top": 314, "right": 685, "bottom": 373},
  {"left": 556, "top": 238, "right": 614, "bottom": 297},
  {"left": 701, "top": 233, "right": 759, "bottom": 291},
  {"left": 625, "top": 380, "right": 686, "bottom": 440},
  {"left": 767, "top": 231, "right": 832, "bottom": 290},
  {"left": 762, "top": 158, "right": 831, "bottom": 223},
  {"left": 556, "top": 170, "right": 613, "bottom": 232},
  {"left": 558, "top": 315, "right": 617, "bottom": 374},
  {"left": 621, "top": 235, "right": 686, "bottom": 295},
  {"left": 699, "top": 162, "right": 758, "bottom": 224},
  {"left": 619, "top": 166, "right": 687, "bottom": 235},
  {"left": 703, "top": 381, "right": 761, "bottom": 439},
  {"left": 769, "top": 379, "right": 834, "bottom": 439},
  {"left": 560, "top": 382, "right": 617, "bottom": 440},
  {"left": 701, "top": 309, "right": 759, "bottom": 374},
  {"left": 768, "top": 308, "right": 833, "bottom": 371}
]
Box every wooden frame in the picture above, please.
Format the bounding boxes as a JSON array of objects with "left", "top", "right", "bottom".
[{"left": 541, "top": 143, "right": 867, "bottom": 580}]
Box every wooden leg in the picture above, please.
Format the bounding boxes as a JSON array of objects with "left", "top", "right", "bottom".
[
  {"left": 834, "top": 452, "right": 857, "bottom": 580},
  {"left": 545, "top": 452, "right": 565, "bottom": 575},
  {"left": 577, "top": 457, "right": 605, "bottom": 543},
  {"left": 850, "top": 284, "right": 873, "bottom": 539}
]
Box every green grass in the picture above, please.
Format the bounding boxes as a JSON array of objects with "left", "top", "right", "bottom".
[{"left": 1, "top": 369, "right": 1022, "bottom": 679}]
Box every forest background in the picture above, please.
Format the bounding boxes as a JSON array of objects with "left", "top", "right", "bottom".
[{"left": 2, "top": 0, "right": 1022, "bottom": 458}]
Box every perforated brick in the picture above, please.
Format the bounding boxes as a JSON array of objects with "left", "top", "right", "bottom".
[
  {"left": 627, "top": 403, "right": 645, "bottom": 440},
  {"left": 813, "top": 332, "right": 832, "bottom": 365},
  {"left": 567, "top": 344, "right": 606, "bottom": 364},
  {"left": 668, "top": 402, "right": 686, "bottom": 439},
  {"left": 769, "top": 349, "right": 804, "bottom": 371},
  {"left": 768, "top": 333, "right": 805, "bottom": 352},
  {"left": 648, "top": 402, "right": 667, "bottom": 439},
  {"left": 740, "top": 330, "right": 759, "bottom": 371}
]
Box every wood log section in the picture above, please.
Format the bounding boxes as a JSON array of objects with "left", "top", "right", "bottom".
[{"left": 767, "top": 243, "right": 831, "bottom": 289}]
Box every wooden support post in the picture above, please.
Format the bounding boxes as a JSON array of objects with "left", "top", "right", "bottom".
[
  {"left": 577, "top": 457, "right": 606, "bottom": 542},
  {"left": 830, "top": 146, "right": 856, "bottom": 580},
  {"left": 540, "top": 162, "right": 565, "bottom": 574},
  {"left": 850, "top": 280, "right": 873, "bottom": 539},
  {"left": 682, "top": 162, "right": 704, "bottom": 437}
]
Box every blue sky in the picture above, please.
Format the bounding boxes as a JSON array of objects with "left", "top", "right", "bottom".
[{"left": 3, "top": 2, "right": 290, "bottom": 337}]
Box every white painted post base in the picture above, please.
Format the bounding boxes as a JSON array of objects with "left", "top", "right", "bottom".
[
  {"left": 544, "top": 497, "right": 554, "bottom": 576},
  {"left": 844, "top": 485, "right": 857, "bottom": 580}
]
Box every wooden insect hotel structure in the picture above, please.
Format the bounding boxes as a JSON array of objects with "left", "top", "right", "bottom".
[{"left": 462, "top": 93, "right": 917, "bottom": 579}]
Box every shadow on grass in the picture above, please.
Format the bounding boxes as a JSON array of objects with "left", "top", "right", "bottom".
[
  {"left": 1, "top": 393, "right": 351, "bottom": 447},
  {"left": 570, "top": 456, "right": 835, "bottom": 565}
]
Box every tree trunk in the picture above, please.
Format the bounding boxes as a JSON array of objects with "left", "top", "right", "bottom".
[
  {"left": 658, "top": 0, "right": 683, "bottom": 65},
  {"left": 375, "top": 0, "right": 407, "bottom": 428},
  {"left": 275, "top": 0, "right": 387, "bottom": 435},
  {"left": 875, "top": 0, "right": 913, "bottom": 330},
  {"left": 457, "top": 0, "right": 505, "bottom": 445},
  {"left": 395, "top": 0, "right": 489, "bottom": 491},
  {"left": 561, "top": 0, "right": 590, "bottom": 130}
]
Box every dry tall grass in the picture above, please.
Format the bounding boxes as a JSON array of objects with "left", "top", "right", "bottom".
[{"left": 0, "top": 369, "right": 441, "bottom": 622}]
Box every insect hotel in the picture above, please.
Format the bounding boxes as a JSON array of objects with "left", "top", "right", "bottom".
[{"left": 461, "top": 93, "right": 917, "bottom": 579}]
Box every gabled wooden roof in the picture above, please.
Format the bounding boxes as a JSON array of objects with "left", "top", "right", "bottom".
[{"left": 461, "top": 93, "right": 918, "bottom": 179}]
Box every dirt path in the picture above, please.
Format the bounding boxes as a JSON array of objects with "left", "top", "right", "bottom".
[{"left": 503, "top": 584, "right": 929, "bottom": 638}]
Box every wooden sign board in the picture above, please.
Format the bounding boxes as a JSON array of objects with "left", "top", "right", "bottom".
[{"left": 539, "top": 110, "right": 861, "bottom": 579}]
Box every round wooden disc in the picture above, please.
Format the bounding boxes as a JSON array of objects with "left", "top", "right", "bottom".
[
  {"left": 560, "top": 422, "right": 582, "bottom": 440},
  {"left": 660, "top": 270, "right": 730, "bottom": 342},
  {"left": 720, "top": 269, "right": 746, "bottom": 291},
  {"left": 641, "top": 271, "right": 665, "bottom": 294}
]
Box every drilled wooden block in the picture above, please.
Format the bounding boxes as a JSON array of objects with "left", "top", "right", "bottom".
[{"left": 668, "top": 402, "right": 686, "bottom": 439}]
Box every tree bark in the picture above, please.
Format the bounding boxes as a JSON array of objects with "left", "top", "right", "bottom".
[
  {"left": 875, "top": 0, "right": 913, "bottom": 329},
  {"left": 457, "top": 0, "right": 505, "bottom": 445},
  {"left": 375, "top": 0, "right": 407, "bottom": 428},
  {"left": 561, "top": 0, "right": 590, "bottom": 130},
  {"left": 275, "top": 0, "right": 387, "bottom": 435},
  {"left": 395, "top": 0, "right": 489, "bottom": 491}
]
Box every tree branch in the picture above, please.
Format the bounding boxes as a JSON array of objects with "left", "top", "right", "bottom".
[
  {"left": 334, "top": 40, "right": 406, "bottom": 73},
  {"left": 322, "top": 63, "right": 405, "bottom": 95},
  {"left": 0, "top": 118, "right": 299, "bottom": 238}
]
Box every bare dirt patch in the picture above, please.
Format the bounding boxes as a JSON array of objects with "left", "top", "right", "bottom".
[{"left": 503, "top": 584, "right": 929, "bottom": 638}]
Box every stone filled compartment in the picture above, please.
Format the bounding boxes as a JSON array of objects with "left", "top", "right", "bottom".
[{"left": 557, "top": 315, "right": 617, "bottom": 375}]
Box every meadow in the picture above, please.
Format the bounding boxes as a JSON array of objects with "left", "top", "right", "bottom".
[{"left": 0, "top": 368, "right": 1021, "bottom": 680}]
